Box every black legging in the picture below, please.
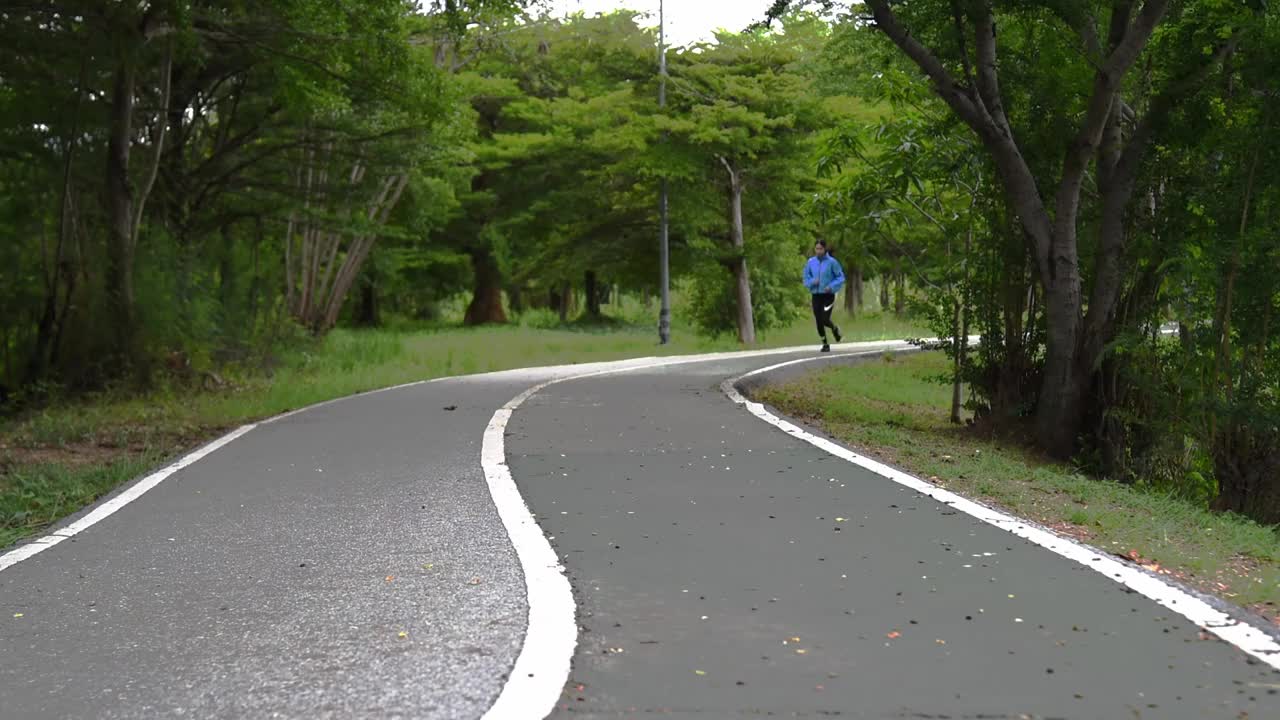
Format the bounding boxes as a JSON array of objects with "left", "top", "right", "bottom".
[{"left": 812, "top": 292, "right": 838, "bottom": 338}]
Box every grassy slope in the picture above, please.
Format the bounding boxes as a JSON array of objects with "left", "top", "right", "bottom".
[{"left": 756, "top": 352, "right": 1280, "bottom": 621}]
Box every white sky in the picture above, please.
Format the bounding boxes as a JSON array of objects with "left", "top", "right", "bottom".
[{"left": 548, "top": 0, "right": 781, "bottom": 46}]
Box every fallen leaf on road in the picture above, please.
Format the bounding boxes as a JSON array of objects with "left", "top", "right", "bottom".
[
  {"left": 386, "top": 576, "right": 395, "bottom": 582},
  {"left": 470, "top": 577, "right": 483, "bottom": 585},
  {"left": 795, "top": 649, "right": 808, "bottom": 655},
  {"left": 695, "top": 670, "right": 706, "bottom": 676},
  {"left": 398, "top": 631, "right": 408, "bottom": 638},
  {"left": 13, "top": 613, "right": 23, "bottom": 618},
  {"left": 886, "top": 631, "right": 901, "bottom": 639}
]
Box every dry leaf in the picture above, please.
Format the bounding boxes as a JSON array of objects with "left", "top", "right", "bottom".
[{"left": 886, "top": 631, "right": 901, "bottom": 639}]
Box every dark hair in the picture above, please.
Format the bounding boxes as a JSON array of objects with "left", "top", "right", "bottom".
[{"left": 814, "top": 239, "right": 827, "bottom": 249}]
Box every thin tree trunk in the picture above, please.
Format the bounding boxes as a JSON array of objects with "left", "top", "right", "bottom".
[
  {"left": 880, "top": 278, "right": 890, "bottom": 311},
  {"left": 104, "top": 56, "right": 139, "bottom": 374},
  {"left": 1214, "top": 147, "right": 1261, "bottom": 411},
  {"left": 218, "top": 223, "right": 237, "bottom": 314},
  {"left": 951, "top": 297, "right": 964, "bottom": 424},
  {"left": 894, "top": 269, "right": 906, "bottom": 317},
  {"left": 844, "top": 267, "right": 858, "bottom": 315},
  {"left": 720, "top": 157, "right": 755, "bottom": 345},
  {"left": 584, "top": 270, "right": 601, "bottom": 318}
]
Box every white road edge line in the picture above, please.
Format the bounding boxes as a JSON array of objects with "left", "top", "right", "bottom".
[
  {"left": 723, "top": 355, "right": 1280, "bottom": 672},
  {"left": 0, "top": 341, "right": 898, "bottom": 577},
  {"left": 0, "top": 425, "right": 258, "bottom": 572},
  {"left": 0, "top": 376, "right": 446, "bottom": 575},
  {"left": 481, "top": 340, "right": 918, "bottom": 719}
]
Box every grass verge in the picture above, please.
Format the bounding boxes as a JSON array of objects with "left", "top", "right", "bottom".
[
  {"left": 0, "top": 311, "right": 923, "bottom": 548},
  {"left": 754, "top": 351, "right": 1280, "bottom": 624}
]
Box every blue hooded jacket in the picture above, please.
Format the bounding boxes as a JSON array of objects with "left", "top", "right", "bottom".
[{"left": 803, "top": 255, "right": 846, "bottom": 295}]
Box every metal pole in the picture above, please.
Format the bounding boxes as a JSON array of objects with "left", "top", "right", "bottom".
[{"left": 657, "top": 0, "right": 672, "bottom": 345}]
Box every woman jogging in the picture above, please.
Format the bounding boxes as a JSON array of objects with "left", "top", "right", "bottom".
[{"left": 803, "top": 240, "right": 845, "bottom": 352}]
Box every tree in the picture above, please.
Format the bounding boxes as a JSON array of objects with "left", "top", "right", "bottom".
[
  {"left": 860, "top": 0, "right": 1252, "bottom": 457},
  {"left": 661, "top": 28, "right": 829, "bottom": 343}
]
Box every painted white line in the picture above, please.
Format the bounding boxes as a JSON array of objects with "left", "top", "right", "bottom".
[
  {"left": 722, "top": 356, "right": 1280, "bottom": 672},
  {"left": 0, "top": 425, "right": 258, "bottom": 573},
  {"left": 481, "top": 339, "right": 922, "bottom": 719},
  {"left": 0, "top": 341, "right": 905, "bottom": 577}
]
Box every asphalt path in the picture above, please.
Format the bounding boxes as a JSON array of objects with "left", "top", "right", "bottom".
[
  {"left": 2, "top": 345, "right": 1278, "bottom": 719},
  {"left": 511, "top": 354, "right": 1280, "bottom": 718}
]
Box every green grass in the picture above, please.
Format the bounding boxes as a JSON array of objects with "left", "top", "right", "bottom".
[
  {"left": 0, "top": 455, "right": 162, "bottom": 548},
  {"left": 757, "top": 352, "right": 1280, "bottom": 615},
  {"left": 0, "top": 308, "right": 924, "bottom": 547}
]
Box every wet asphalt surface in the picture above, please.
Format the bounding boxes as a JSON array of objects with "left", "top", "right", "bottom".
[
  {"left": 1, "top": 348, "right": 1278, "bottom": 719},
  {"left": 507, "top": 358, "right": 1280, "bottom": 719}
]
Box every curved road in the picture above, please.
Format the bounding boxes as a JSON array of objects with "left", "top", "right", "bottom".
[{"left": 1, "top": 342, "right": 1277, "bottom": 719}]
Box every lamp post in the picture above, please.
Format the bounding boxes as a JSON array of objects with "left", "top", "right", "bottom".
[{"left": 657, "top": 0, "right": 671, "bottom": 345}]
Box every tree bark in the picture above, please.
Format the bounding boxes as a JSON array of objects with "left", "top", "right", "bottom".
[
  {"left": 355, "top": 277, "right": 379, "bottom": 327},
  {"left": 584, "top": 270, "right": 601, "bottom": 318},
  {"left": 218, "top": 223, "right": 237, "bottom": 316},
  {"left": 104, "top": 56, "right": 140, "bottom": 375},
  {"left": 951, "top": 296, "right": 964, "bottom": 425},
  {"left": 558, "top": 283, "right": 572, "bottom": 323},
  {"left": 465, "top": 248, "right": 508, "bottom": 325},
  {"left": 894, "top": 269, "right": 906, "bottom": 317},
  {"left": 508, "top": 285, "right": 524, "bottom": 315},
  {"left": 720, "top": 157, "right": 755, "bottom": 345},
  {"left": 880, "top": 277, "right": 890, "bottom": 312},
  {"left": 844, "top": 266, "right": 860, "bottom": 315},
  {"left": 866, "top": 0, "right": 1184, "bottom": 459}
]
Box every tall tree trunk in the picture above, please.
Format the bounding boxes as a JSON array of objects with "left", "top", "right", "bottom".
[
  {"left": 584, "top": 270, "right": 601, "bottom": 318},
  {"left": 1036, "top": 275, "right": 1087, "bottom": 456},
  {"left": 951, "top": 224, "right": 974, "bottom": 425},
  {"left": 558, "top": 283, "right": 571, "bottom": 323},
  {"left": 844, "top": 266, "right": 859, "bottom": 315},
  {"left": 465, "top": 248, "right": 507, "bottom": 325},
  {"left": 355, "top": 277, "right": 379, "bottom": 327},
  {"left": 720, "top": 157, "right": 755, "bottom": 345},
  {"left": 104, "top": 57, "right": 139, "bottom": 374},
  {"left": 865, "top": 0, "right": 1228, "bottom": 460},
  {"left": 218, "top": 223, "right": 237, "bottom": 315},
  {"left": 880, "top": 277, "right": 890, "bottom": 311},
  {"left": 893, "top": 268, "right": 906, "bottom": 317},
  {"left": 951, "top": 297, "right": 964, "bottom": 425}
]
